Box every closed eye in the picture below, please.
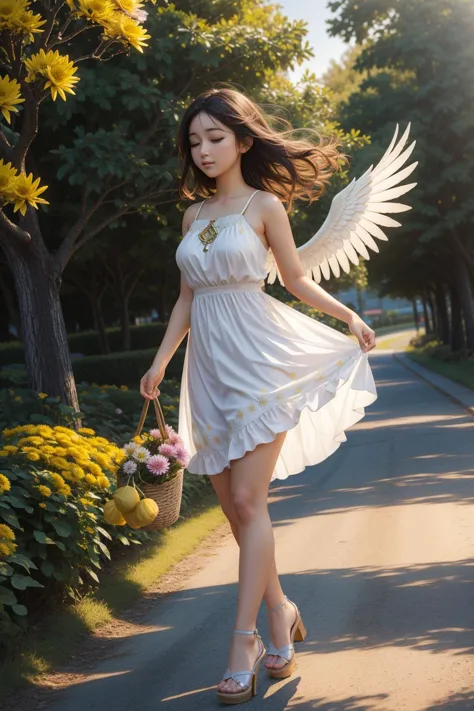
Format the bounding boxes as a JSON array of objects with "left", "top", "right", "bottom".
[{"left": 190, "top": 138, "right": 224, "bottom": 148}]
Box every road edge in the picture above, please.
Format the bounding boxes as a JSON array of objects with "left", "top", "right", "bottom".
[{"left": 393, "top": 352, "right": 474, "bottom": 418}]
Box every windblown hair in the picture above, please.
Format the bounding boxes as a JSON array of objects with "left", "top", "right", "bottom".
[{"left": 177, "top": 87, "right": 345, "bottom": 211}]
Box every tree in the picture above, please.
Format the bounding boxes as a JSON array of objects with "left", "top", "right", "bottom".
[
  {"left": 328, "top": 0, "right": 474, "bottom": 350},
  {"left": 0, "top": 0, "right": 313, "bottom": 406}
]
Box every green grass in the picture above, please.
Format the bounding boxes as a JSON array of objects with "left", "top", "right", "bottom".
[
  {"left": 406, "top": 349, "right": 474, "bottom": 391},
  {"left": 0, "top": 493, "right": 226, "bottom": 701}
]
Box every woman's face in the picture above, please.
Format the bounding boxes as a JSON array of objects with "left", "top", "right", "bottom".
[{"left": 188, "top": 111, "right": 245, "bottom": 177}]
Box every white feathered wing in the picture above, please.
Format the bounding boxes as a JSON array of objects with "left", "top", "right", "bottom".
[{"left": 265, "top": 124, "right": 418, "bottom": 286}]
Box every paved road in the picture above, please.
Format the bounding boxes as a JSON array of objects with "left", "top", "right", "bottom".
[{"left": 45, "top": 351, "right": 474, "bottom": 710}]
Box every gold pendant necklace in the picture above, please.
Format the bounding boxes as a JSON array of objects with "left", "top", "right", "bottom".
[{"left": 198, "top": 219, "right": 219, "bottom": 252}]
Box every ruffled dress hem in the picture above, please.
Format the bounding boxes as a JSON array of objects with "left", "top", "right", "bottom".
[{"left": 185, "top": 351, "right": 377, "bottom": 481}]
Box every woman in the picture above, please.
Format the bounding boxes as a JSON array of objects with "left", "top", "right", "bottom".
[{"left": 140, "top": 87, "right": 377, "bottom": 704}]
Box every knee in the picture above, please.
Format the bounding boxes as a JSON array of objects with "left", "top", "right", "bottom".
[
  {"left": 221, "top": 502, "right": 238, "bottom": 529},
  {"left": 232, "top": 491, "right": 258, "bottom": 525}
]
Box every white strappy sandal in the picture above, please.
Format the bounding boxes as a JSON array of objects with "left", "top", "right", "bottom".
[
  {"left": 217, "top": 628, "right": 266, "bottom": 705},
  {"left": 265, "top": 596, "right": 307, "bottom": 679}
]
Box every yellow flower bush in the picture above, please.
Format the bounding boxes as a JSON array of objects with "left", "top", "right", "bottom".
[{"left": 1, "top": 423, "right": 125, "bottom": 494}]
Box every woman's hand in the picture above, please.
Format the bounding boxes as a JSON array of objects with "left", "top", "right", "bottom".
[
  {"left": 348, "top": 315, "right": 376, "bottom": 353},
  {"left": 140, "top": 363, "right": 166, "bottom": 400}
]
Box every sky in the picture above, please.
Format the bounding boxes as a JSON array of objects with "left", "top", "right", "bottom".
[{"left": 275, "top": 0, "right": 349, "bottom": 81}]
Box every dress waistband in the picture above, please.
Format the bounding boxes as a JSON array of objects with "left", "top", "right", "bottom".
[{"left": 194, "top": 283, "right": 263, "bottom": 296}]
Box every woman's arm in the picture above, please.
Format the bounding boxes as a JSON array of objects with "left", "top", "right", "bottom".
[
  {"left": 140, "top": 208, "right": 197, "bottom": 399},
  {"left": 260, "top": 193, "right": 376, "bottom": 353}
]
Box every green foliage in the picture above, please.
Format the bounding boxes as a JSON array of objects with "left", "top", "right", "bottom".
[
  {"left": 0, "top": 323, "right": 169, "bottom": 367},
  {"left": 327, "top": 0, "right": 474, "bottom": 294}
]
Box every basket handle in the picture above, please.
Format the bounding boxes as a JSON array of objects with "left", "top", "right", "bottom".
[{"left": 135, "top": 397, "right": 167, "bottom": 440}]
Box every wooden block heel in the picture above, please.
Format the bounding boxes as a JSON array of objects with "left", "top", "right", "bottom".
[
  {"left": 217, "top": 629, "right": 266, "bottom": 705},
  {"left": 266, "top": 596, "right": 307, "bottom": 679},
  {"left": 293, "top": 615, "right": 307, "bottom": 643}
]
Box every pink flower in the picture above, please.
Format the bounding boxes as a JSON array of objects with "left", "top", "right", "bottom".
[
  {"left": 146, "top": 455, "right": 170, "bottom": 476},
  {"left": 149, "top": 429, "right": 162, "bottom": 440},
  {"left": 165, "top": 425, "right": 182, "bottom": 445},
  {"left": 159, "top": 443, "right": 177, "bottom": 457},
  {"left": 173, "top": 443, "right": 187, "bottom": 458},
  {"left": 177, "top": 453, "right": 190, "bottom": 468}
]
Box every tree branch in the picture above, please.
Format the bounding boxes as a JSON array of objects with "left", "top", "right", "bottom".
[{"left": 0, "top": 209, "right": 31, "bottom": 243}]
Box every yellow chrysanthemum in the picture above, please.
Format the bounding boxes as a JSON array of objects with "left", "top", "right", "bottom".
[
  {"left": 23, "top": 436, "right": 44, "bottom": 446},
  {"left": 77, "top": 427, "right": 95, "bottom": 436},
  {"left": 38, "top": 393, "right": 48, "bottom": 400},
  {"left": 58, "top": 485, "right": 71, "bottom": 497},
  {"left": 17, "top": 8, "right": 47, "bottom": 42},
  {"left": 70, "top": 465, "right": 85, "bottom": 480},
  {"left": 87, "top": 462, "right": 102, "bottom": 477},
  {"left": 97, "top": 476, "right": 110, "bottom": 489},
  {"left": 41, "top": 445, "right": 55, "bottom": 455},
  {"left": 24, "top": 48, "right": 80, "bottom": 102},
  {"left": 103, "top": 11, "right": 150, "bottom": 52},
  {"left": 3, "top": 445, "right": 18, "bottom": 453},
  {"left": 85, "top": 526, "right": 95, "bottom": 535},
  {"left": 0, "top": 75, "right": 25, "bottom": 124},
  {"left": 0, "top": 0, "right": 27, "bottom": 29},
  {"left": 0, "top": 158, "right": 19, "bottom": 202},
  {"left": 0, "top": 473, "right": 11, "bottom": 494},
  {"left": 85, "top": 474, "right": 97, "bottom": 486},
  {"left": 54, "top": 426, "right": 73, "bottom": 435},
  {"left": 39, "top": 502, "right": 46, "bottom": 509},
  {"left": 53, "top": 447, "right": 68, "bottom": 456},
  {"left": 38, "top": 485, "right": 52, "bottom": 497},
  {"left": 0, "top": 541, "right": 16, "bottom": 557},
  {"left": 78, "top": 0, "right": 115, "bottom": 23},
  {"left": 0, "top": 523, "right": 15, "bottom": 541},
  {"left": 26, "top": 451, "right": 41, "bottom": 461},
  {"left": 50, "top": 472, "right": 66, "bottom": 489},
  {"left": 11, "top": 170, "right": 49, "bottom": 216}
]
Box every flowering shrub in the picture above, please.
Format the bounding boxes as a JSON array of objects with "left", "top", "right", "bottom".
[
  {"left": 0, "top": 423, "right": 147, "bottom": 646},
  {"left": 119, "top": 424, "right": 190, "bottom": 486}
]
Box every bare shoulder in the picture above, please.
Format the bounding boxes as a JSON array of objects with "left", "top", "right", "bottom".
[
  {"left": 255, "top": 190, "right": 287, "bottom": 219},
  {"left": 182, "top": 202, "right": 204, "bottom": 234}
]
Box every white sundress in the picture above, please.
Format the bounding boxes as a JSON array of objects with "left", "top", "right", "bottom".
[{"left": 175, "top": 190, "right": 378, "bottom": 481}]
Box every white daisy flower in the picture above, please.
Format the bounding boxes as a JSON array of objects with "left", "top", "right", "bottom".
[
  {"left": 123, "top": 460, "right": 137, "bottom": 474},
  {"left": 133, "top": 446, "right": 151, "bottom": 462},
  {"left": 123, "top": 442, "right": 138, "bottom": 455}
]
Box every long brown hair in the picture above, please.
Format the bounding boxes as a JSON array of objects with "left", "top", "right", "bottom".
[{"left": 177, "top": 87, "right": 345, "bottom": 211}]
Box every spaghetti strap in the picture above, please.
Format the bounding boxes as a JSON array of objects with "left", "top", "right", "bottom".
[
  {"left": 193, "top": 199, "right": 209, "bottom": 223},
  {"left": 240, "top": 189, "right": 260, "bottom": 216}
]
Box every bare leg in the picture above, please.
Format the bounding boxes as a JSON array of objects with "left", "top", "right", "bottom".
[
  {"left": 210, "top": 465, "right": 298, "bottom": 672},
  {"left": 216, "top": 432, "right": 288, "bottom": 695},
  {"left": 209, "top": 467, "right": 284, "bottom": 609}
]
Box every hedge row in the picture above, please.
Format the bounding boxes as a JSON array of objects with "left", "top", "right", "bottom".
[
  {"left": 0, "top": 323, "right": 167, "bottom": 367},
  {"left": 0, "top": 347, "right": 186, "bottom": 390}
]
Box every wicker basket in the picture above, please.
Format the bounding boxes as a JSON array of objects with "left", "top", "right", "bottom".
[{"left": 123, "top": 397, "right": 183, "bottom": 531}]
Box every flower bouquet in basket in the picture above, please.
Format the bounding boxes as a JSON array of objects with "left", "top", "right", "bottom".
[{"left": 103, "top": 398, "right": 189, "bottom": 531}]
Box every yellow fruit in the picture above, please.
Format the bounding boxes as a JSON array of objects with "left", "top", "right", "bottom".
[
  {"left": 134, "top": 498, "right": 159, "bottom": 527},
  {"left": 113, "top": 485, "right": 140, "bottom": 513},
  {"left": 123, "top": 507, "right": 142, "bottom": 530},
  {"left": 103, "top": 500, "right": 126, "bottom": 526}
]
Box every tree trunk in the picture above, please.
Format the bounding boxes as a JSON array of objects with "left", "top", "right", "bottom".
[
  {"left": 120, "top": 293, "right": 131, "bottom": 351},
  {"left": 89, "top": 291, "right": 109, "bottom": 354},
  {"left": 412, "top": 299, "right": 419, "bottom": 333},
  {"left": 433, "top": 282, "right": 450, "bottom": 345},
  {"left": 0, "top": 267, "right": 22, "bottom": 340},
  {"left": 428, "top": 290, "right": 438, "bottom": 337},
  {"left": 422, "top": 295, "right": 431, "bottom": 333},
  {"left": 452, "top": 254, "right": 474, "bottom": 352},
  {"left": 0, "top": 224, "right": 79, "bottom": 409},
  {"left": 448, "top": 283, "right": 465, "bottom": 352}
]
